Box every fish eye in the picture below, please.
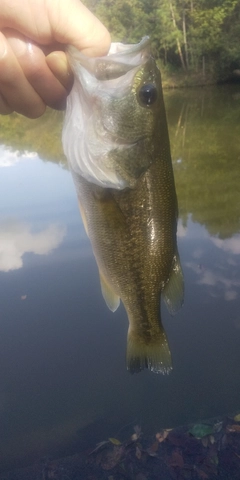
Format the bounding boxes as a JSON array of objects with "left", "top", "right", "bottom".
[{"left": 138, "top": 83, "right": 158, "bottom": 107}]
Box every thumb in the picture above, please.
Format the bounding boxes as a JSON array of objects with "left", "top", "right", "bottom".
[
  {"left": 47, "top": 0, "right": 111, "bottom": 57},
  {"left": 45, "top": 51, "right": 73, "bottom": 91}
]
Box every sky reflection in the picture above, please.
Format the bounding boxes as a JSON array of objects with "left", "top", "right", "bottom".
[
  {"left": 179, "top": 217, "right": 240, "bottom": 303},
  {"left": 0, "top": 219, "right": 66, "bottom": 272}
]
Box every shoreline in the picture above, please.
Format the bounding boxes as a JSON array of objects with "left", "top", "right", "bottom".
[
  {"left": 1, "top": 411, "right": 240, "bottom": 479},
  {"left": 160, "top": 69, "right": 240, "bottom": 89}
]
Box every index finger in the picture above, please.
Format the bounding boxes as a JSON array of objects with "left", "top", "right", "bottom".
[{"left": 1, "top": 0, "right": 111, "bottom": 57}]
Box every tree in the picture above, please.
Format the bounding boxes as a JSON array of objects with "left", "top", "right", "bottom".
[{"left": 84, "top": 0, "right": 240, "bottom": 80}]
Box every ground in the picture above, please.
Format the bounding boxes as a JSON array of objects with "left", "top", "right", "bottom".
[{"left": 1, "top": 413, "right": 240, "bottom": 480}]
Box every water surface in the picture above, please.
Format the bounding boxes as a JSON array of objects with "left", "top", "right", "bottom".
[{"left": 0, "top": 86, "right": 240, "bottom": 471}]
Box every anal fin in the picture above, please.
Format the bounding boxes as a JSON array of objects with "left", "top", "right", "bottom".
[{"left": 163, "top": 251, "right": 184, "bottom": 315}]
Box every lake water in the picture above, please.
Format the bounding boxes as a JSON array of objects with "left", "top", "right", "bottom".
[{"left": 0, "top": 85, "right": 240, "bottom": 472}]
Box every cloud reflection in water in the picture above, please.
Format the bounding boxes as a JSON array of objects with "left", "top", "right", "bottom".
[
  {"left": 212, "top": 235, "right": 240, "bottom": 255},
  {"left": 0, "top": 145, "right": 37, "bottom": 168},
  {"left": 183, "top": 220, "right": 240, "bottom": 302},
  {"left": 0, "top": 219, "right": 66, "bottom": 272}
]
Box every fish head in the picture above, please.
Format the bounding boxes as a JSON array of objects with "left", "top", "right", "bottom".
[{"left": 62, "top": 37, "right": 165, "bottom": 189}]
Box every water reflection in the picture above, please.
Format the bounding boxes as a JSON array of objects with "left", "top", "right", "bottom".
[
  {"left": 0, "top": 219, "right": 66, "bottom": 272},
  {"left": 0, "top": 88, "right": 240, "bottom": 471},
  {"left": 166, "top": 86, "right": 240, "bottom": 238},
  {"left": 179, "top": 217, "right": 240, "bottom": 301},
  {"left": 0, "top": 146, "right": 37, "bottom": 167}
]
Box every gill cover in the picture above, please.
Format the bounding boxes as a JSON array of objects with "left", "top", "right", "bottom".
[{"left": 62, "top": 37, "right": 150, "bottom": 189}]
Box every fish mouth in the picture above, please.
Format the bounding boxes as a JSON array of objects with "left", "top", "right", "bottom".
[{"left": 67, "top": 36, "right": 151, "bottom": 81}]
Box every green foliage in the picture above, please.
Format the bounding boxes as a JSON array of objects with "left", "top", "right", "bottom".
[
  {"left": 0, "top": 109, "right": 66, "bottom": 165},
  {"left": 165, "top": 86, "right": 240, "bottom": 238},
  {"left": 84, "top": 0, "right": 240, "bottom": 80}
]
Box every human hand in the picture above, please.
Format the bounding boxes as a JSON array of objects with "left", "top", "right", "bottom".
[{"left": 0, "top": 0, "right": 111, "bottom": 117}]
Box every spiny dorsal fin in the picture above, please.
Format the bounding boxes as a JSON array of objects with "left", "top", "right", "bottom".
[
  {"left": 163, "top": 251, "right": 184, "bottom": 315},
  {"left": 99, "top": 271, "right": 120, "bottom": 313}
]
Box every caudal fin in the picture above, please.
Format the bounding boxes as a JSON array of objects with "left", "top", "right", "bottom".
[{"left": 126, "top": 329, "right": 172, "bottom": 374}]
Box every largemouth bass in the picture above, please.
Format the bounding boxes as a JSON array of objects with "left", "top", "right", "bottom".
[{"left": 62, "top": 37, "right": 184, "bottom": 374}]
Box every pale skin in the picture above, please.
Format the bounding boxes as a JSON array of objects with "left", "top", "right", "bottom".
[{"left": 0, "top": 0, "right": 111, "bottom": 118}]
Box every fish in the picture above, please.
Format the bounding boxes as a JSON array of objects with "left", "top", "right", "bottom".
[{"left": 62, "top": 37, "right": 184, "bottom": 374}]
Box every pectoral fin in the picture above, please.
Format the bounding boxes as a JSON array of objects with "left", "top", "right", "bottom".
[
  {"left": 99, "top": 271, "right": 120, "bottom": 313},
  {"left": 77, "top": 198, "right": 89, "bottom": 236},
  {"left": 163, "top": 252, "right": 184, "bottom": 315}
]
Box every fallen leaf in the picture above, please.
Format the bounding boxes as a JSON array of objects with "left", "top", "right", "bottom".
[
  {"left": 209, "top": 435, "right": 215, "bottom": 444},
  {"left": 134, "top": 425, "right": 141, "bottom": 434},
  {"left": 156, "top": 429, "right": 171, "bottom": 443},
  {"left": 234, "top": 413, "right": 240, "bottom": 422},
  {"left": 101, "top": 446, "right": 124, "bottom": 470},
  {"left": 220, "top": 433, "right": 227, "bottom": 449},
  {"left": 136, "top": 446, "right": 142, "bottom": 459},
  {"left": 189, "top": 424, "right": 213, "bottom": 439},
  {"left": 226, "top": 424, "right": 240, "bottom": 433},
  {"left": 201, "top": 433, "right": 215, "bottom": 448},
  {"left": 108, "top": 437, "right": 121, "bottom": 445},
  {"left": 213, "top": 421, "right": 223, "bottom": 433},
  {"left": 167, "top": 450, "right": 184, "bottom": 468},
  {"left": 131, "top": 425, "right": 142, "bottom": 441},
  {"left": 201, "top": 437, "right": 208, "bottom": 448},
  {"left": 146, "top": 441, "right": 159, "bottom": 457},
  {"left": 167, "top": 431, "right": 188, "bottom": 447}
]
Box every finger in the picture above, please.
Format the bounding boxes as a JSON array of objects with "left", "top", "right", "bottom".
[
  {"left": 45, "top": 51, "right": 73, "bottom": 92},
  {"left": 0, "top": 32, "right": 46, "bottom": 118},
  {"left": 0, "top": 93, "right": 13, "bottom": 115},
  {"left": 1, "top": 0, "right": 111, "bottom": 58},
  {"left": 4, "top": 29, "right": 69, "bottom": 111}
]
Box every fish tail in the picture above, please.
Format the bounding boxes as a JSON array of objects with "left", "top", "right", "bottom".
[{"left": 126, "top": 328, "right": 172, "bottom": 374}]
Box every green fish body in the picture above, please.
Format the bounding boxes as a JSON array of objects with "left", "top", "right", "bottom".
[{"left": 63, "top": 38, "right": 184, "bottom": 374}]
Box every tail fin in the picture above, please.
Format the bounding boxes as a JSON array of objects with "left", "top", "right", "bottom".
[{"left": 126, "top": 329, "right": 172, "bottom": 374}]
